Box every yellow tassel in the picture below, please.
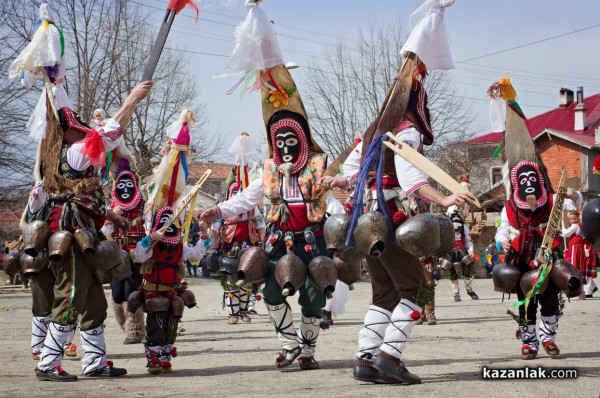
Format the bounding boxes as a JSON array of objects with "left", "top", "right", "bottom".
[
  {"left": 499, "top": 76, "right": 517, "bottom": 101},
  {"left": 181, "top": 192, "right": 198, "bottom": 244}
]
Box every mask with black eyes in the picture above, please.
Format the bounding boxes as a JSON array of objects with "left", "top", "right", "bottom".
[
  {"left": 510, "top": 160, "right": 548, "bottom": 211},
  {"left": 268, "top": 111, "right": 311, "bottom": 175},
  {"left": 158, "top": 210, "right": 177, "bottom": 237},
  {"left": 116, "top": 175, "right": 134, "bottom": 202},
  {"left": 275, "top": 128, "right": 299, "bottom": 164},
  {"left": 111, "top": 170, "right": 142, "bottom": 211},
  {"left": 153, "top": 207, "right": 181, "bottom": 245}
]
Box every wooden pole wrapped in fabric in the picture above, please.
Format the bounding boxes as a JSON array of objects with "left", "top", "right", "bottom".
[{"left": 323, "top": 52, "right": 416, "bottom": 177}]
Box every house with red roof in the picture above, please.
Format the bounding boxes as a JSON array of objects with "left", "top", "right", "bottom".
[{"left": 466, "top": 87, "right": 600, "bottom": 209}]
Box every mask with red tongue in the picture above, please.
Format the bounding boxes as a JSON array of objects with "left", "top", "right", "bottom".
[{"left": 510, "top": 160, "right": 548, "bottom": 211}]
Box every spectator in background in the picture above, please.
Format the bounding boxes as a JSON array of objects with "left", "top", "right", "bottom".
[
  {"left": 198, "top": 217, "right": 212, "bottom": 278},
  {"left": 484, "top": 239, "right": 497, "bottom": 278},
  {"left": 186, "top": 215, "right": 200, "bottom": 278}
]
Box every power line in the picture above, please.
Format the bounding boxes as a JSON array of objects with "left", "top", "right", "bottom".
[
  {"left": 461, "top": 62, "right": 600, "bottom": 84},
  {"left": 456, "top": 23, "right": 600, "bottom": 63}
]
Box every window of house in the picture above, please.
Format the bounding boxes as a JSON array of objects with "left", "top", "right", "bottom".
[{"left": 491, "top": 166, "right": 503, "bottom": 185}]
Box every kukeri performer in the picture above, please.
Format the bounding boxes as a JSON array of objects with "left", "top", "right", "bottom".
[
  {"left": 9, "top": 2, "right": 153, "bottom": 382},
  {"left": 26, "top": 182, "right": 78, "bottom": 361},
  {"left": 101, "top": 158, "right": 147, "bottom": 344},
  {"left": 133, "top": 107, "right": 203, "bottom": 373},
  {"left": 320, "top": 0, "right": 474, "bottom": 384},
  {"left": 132, "top": 206, "right": 205, "bottom": 374},
  {"left": 445, "top": 205, "right": 479, "bottom": 302},
  {"left": 210, "top": 134, "right": 266, "bottom": 324},
  {"left": 203, "top": 1, "right": 335, "bottom": 370},
  {"left": 491, "top": 76, "right": 582, "bottom": 360}
]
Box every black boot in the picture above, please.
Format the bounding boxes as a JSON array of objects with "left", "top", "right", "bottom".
[
  {"left": 35, "top": 367, "right": 78, "bottom": 382},
  {"left": 373, "top": 352, "right": 422, "bottom": 384},
  {"left": 353, "top": 358, "right": 399, "bottom": 384},
  {"left": 84, "top": 364, "right": 127, "bottom": 377}
]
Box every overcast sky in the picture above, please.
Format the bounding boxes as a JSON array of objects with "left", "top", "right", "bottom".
[{"left": 139, "top": 0, "right": 600, "bottom": 161}]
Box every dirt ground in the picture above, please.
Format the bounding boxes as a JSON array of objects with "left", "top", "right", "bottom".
[{"left": 0, "top": 278, "right": 598, "bottom": 398}]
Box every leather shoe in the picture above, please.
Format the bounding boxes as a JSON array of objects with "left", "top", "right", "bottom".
[
  {"left": 35, "top": 367, "right": 78, "bottom": 382},
  {"left": 373, "top": 354, "right": 422, "bottom": 384},
  {"left": 353, "top": 364, "right": 399, "bottom": 384},
  {"left": 84, "top": 365, "right": 127, "bottom": 377}
]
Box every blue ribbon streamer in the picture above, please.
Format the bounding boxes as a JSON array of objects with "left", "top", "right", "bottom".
[
  {"left": 181, "top": 153, "right": 189, "bottom": 184},
  {"left": 345, "top": 135, "right": 394, "bottom": 247}
]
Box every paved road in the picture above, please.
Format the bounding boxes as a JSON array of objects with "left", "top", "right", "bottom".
[{"left": 0, "top": 278, "right": 598, "bottom": 398}]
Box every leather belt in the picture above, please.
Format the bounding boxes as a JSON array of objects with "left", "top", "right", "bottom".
[{"left": 282, "top": 222, "right": 323, "bottom": 241}]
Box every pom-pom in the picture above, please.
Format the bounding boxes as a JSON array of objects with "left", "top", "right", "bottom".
[
  {"left": 392, "top": 211, "right": 408, "bottom": 227},
  {"left": 343, "top": 202, "right": 353, "bottom": 214},
  {"left": 285, "top": 240, "right": 294, "bottom": 249},
  {"left": 255, "top": 294, "right": 262, "bottom": 301},
  {"left": 228, "top": 292, "right": 235, "bottom": 299},
  {"left": 106, "top": 360, "right": 113, "bottom": 367},
  {"left": 304, "top": 244, "right": 312, "bottom": 253},
  {"left": 80, "top": 130, "right": 106, "bottom": 168},
  {"left": 166, "top": 290, "right": 176, "bottom": 298},
  {"left": 410, "top": 310, "right": 421, "bottom": 321},
  {"left": 117, "top": 158, "right": 130, "bottom": 174},
  {"left": 515, "top": 329, "right": 521, "bottom": 340},
  {"left": 268, "top": 236, "right": 277, "bottom": 244},
  {"left": 172, "top": 347, "right": 178, "bottom": 357},
  {"left": 354, "top": 137, "right": 362, "bottom": 146}
]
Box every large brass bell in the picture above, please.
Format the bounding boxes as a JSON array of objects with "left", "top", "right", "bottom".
[
  {"left": 90, "top": 240, "right": 121, "bottom": 273},
  {"left": 23, "top": 220, "right": 51, "bottom": 258},
  {"left": 492, "top": 263, "right": 520, "bottom": 294},
  {"left": 170, "top": 295, "right": 185, "bottom": 318},
  {"left": 19, "top": 251, "right": 50, "bottom": 279},
  {"left": 308, "top": 256, "right": 338, "bottom": 298},
  {"left": 323, "top": 213, "right": 350, "bottom": 252},
  {"left": 394, "top": 213, "right": 454, "bottom": 258},
  {"left": 48, "top": 230, "right": 74, "bottom": 261},
  {"left": 551, "top": 259, "right": 582, "bottom": 298},
  {"left": 73, "top": 228, "right": 95, "bottom": 255},
  {"left": 236, "top": 246, "right": 270, "bottom": 287},
  {"left": 332, "top": 255, "right": 362, "bottom": 286},
  {"left": 111, "top": 250, "right": 133, "bottom": 281},
  {"left": 144, "top": 295, "right": 170, "bottom": 313},
  {"left": 179, "top": 290, "right": 197, "bottom": 308},
  {"left": 127, "top": 291, "right": 144, "bottom": 313},
  {"left": 353, "top": 211, "right": 389, "bottom": 258},
  {"left": 274, "top": 253, "right": 307, "bottom": 297}
]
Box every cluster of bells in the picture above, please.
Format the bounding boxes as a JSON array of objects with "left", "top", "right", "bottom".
[
  {"left": 1, "top": 219, "right": 199, "bottom": 318},
  {"left": 492, "top": 260, "right": 582, "bottom": 298},
  {"left": 4, "top": 220, "right": 132, "bottom": 283},
  {"left": 489, "top": 196, "right": 600, "bottom": 298},
  {"left": 197, "top": 211, "right": 459, "bottom": 300}
]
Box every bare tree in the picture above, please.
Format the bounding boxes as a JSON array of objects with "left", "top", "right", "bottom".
[
  {"left": 0, "top": 0, "right": 222, "bottom": 190},
  {"left": 302, "top": 21, "right": 476, "bottom": 159}
]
